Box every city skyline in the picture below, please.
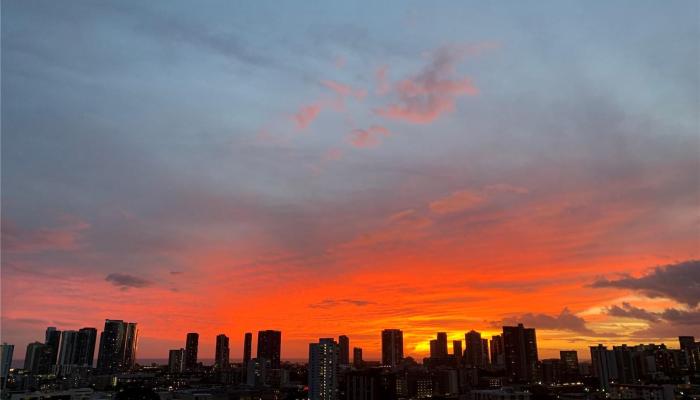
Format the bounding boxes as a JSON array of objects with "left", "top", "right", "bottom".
[
  {"left": 8, "top": 321, "right": 698, "bottom": 365},
  {"left": 2, "top": 0, "right": 699, "bottom": 364},
  {"left": 4, "top": 321, "right": 699, "bottom": 398}
]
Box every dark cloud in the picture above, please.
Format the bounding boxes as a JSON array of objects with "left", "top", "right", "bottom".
[
  {"left": 501, "top": 308, "right": 594, "bottom": 334},
  {"left": 105, "top": 273, "right": 153, "bottom": 290},
  {"left": 606, "top": 302, "right": 660, "bottom": 322},
  {"left": 309, "top": 298, "right": 375, "bottom": 309},
  {"left": 659, "top": 308, "right": 700, "bottom": 325},
  {"left": 591, "top": 260, "right": 700, "bottom": 306},
  {"left": 603, "top": 302, "right": 700, "bottom": 339}
]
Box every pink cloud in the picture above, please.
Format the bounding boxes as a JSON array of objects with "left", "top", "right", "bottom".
[
  {"left": 375, "top": 46, "right": 480, "bottom": 124},
  {"left": 321, "top": 80, "right": 367, "bottom": 100},
  {"left": 375, "top": 65, "right": 390, "bottom": 95},
  {"left": 348, "top": 125, "right": 392, "bottom": 148},
  {"left": 429, "top": 190, "right": 484, "bottom": 214},
  {"left": 428, "top": 183, "right": 525, "bottom": 215},
  {"left": 294, "top": 103, "right": 322, "bottom": 130},
  {"left": 323, "top": 148, "right": 344, "bottom": 161}
]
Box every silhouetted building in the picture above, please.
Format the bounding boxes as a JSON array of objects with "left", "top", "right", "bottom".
[
  {"left": 482, "top": 338, "right": 490, "bottom": 366},
  {"left": 339, "top": 335, "right": 350, "bottom": 365},
  {"left": 406, "top": 370, "right": 433, "bottom": 398},
  {"left": 246, "top": 357, "right": 269, "bottom": 386},
  {"left": 353, "top": 347, "right": 363, "bottom": 369},
  {"left": 45, "top": 327, "right": 61, "bottom": 365},
  {"left": 215, "top": 334, "right": 230, "bottom": 369},
  {"left": 453, "top": 340, "right": 463, "bottom": 363},
  {"left": 436, "top": 332, "right": 448, "bottom": 359},
  {"left": 590, "top": 344, "right": 616, "bottom": 390},
  {"left": 346, "top": 368, "right": 397, "bottom": 400},
  {"left": 58, "top": 330, "right": 79, "bottom": 366},
  {"left": 466, "top": 330, "right": 484, "bottom": 367},
  {"left": 257, "top": 330, "right": 281, "bottom": 369},
  {"left": 243, "top": 332, "right": 252, "bottom": 364},
  {"left": 381, "top": 329, "right": 403, "bottom": 367},
  {"left": 680, "top": 336, "right": 696, "bottom": 350},
  {"left": 123, "top": 323, "right": 138, "bottom": 370},
  {"left": 185, "top": 332, "right": 199, "bottom": 371},
  {"left": 169, "top": 348, "right": 185, "bottom": 373},
  {"left": 490, "top": 335, "right": 505, "bottom": 368},
  {"left": 541, "top": 358, "right": 562, "bottom": 384},
  {"left": 559, "top": 350, "right": 579, "bottom": 382},
  {"left": 430, "top": 340, "right": 438, "bottom": 359},
  {"left": 97, "top": 320, "right": 136, "bottom": 373},
  {"left": 612, "top": 345, "right": 637, "bottom": 384},
  {"left": 75, "top": 328, "right": 97, "bottom": 367},
  {"left": 680, "top": 336, "right": 699, "bottom": 371},
  {"left": 309, "top": 338, "right": 339, "bottom": 400},
  {"left": 24, "top": 342, "right": 51, "bottom": 374},
  {"left": 1, "top": 343, "right": 14, "bottom": 389},
  {"left": 503, "top": 324, "right": 538, "bottom": 383}
]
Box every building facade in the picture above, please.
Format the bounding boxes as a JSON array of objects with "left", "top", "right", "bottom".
[
  {"left": 243, "top": 332, "right": 252, "bottom": 364},
  {"left": 502, "top": 324, "right": 538, "bottom": 383},
  {"left": 96, "top": 319, "right": 138, "bottom": 373},
  {"left": 257, "top": 330, "right": 281, "bottom": 369},
  {"left": 381, "top": 329, "right": 403, "bottom": 367},
  {"left": 309, "top": 338, "right": 339, "bottom": 400},
  {"left": 185, "top": 332, "right": 199, "bottom": 371},
  {"left": 339, "top": 335, "right": 350, "bottom": 365},
  {"left": 215, "top": 334, "right": 230, "bottom": 369}
]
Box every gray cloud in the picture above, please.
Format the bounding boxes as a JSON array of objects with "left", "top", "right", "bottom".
[
  {"left": 659, "top": 308, "right": 700, "bottom": 325},
  {"left": 604, "top": 302, "right": 700, "bottom": 339},
  {"left": 105, "top": 273, "right": 153, "bottom": 290},
  {"left": 606, "top": 302, "right": 660, "bottom": 322},
  {"left": 591, "top": 260, "right": 700, "bottom": 306},
  {"left": 501, "top": 308, "right": 594, "bottom": 334},
  {"left": 309, "top": 298, "right": 375, "bottom": 309}
]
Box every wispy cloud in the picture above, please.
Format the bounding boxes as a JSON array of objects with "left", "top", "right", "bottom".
[
  {"left": 321, "top": 79, "right": 367, "bottom": 100},
  {"left": 348, "top": 125, "right": 391, "bottom": 148},
  {"left": 429, "top": 190, "right": 484, "bottom": 214},
  {"left": 310, "top": 298, "right": 376, "bottom": 309},
  {"left": 2, "top": 216, "right": 90, "bottom": 254},
  {"left": 374, "top": 45, "right": 480, "bottom": 124}
]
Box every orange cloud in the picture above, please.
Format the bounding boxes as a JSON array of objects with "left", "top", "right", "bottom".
[
  {"left": 348, "top": 125, "right": 391, "bottom": 148},
  {"left": 341, "top": 208, "right": 432, "bottom": 249},
  {"left": 429, "top": 190, "right": 484, "bottom": 214}
]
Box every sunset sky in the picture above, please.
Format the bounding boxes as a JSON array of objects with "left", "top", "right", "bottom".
[{"left": 2, "top": 1, "right": 699, "bottom": 362}]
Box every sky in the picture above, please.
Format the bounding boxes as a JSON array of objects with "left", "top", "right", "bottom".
[{"left": 1, "top": 0, "right": 699, "bottom": 362}]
